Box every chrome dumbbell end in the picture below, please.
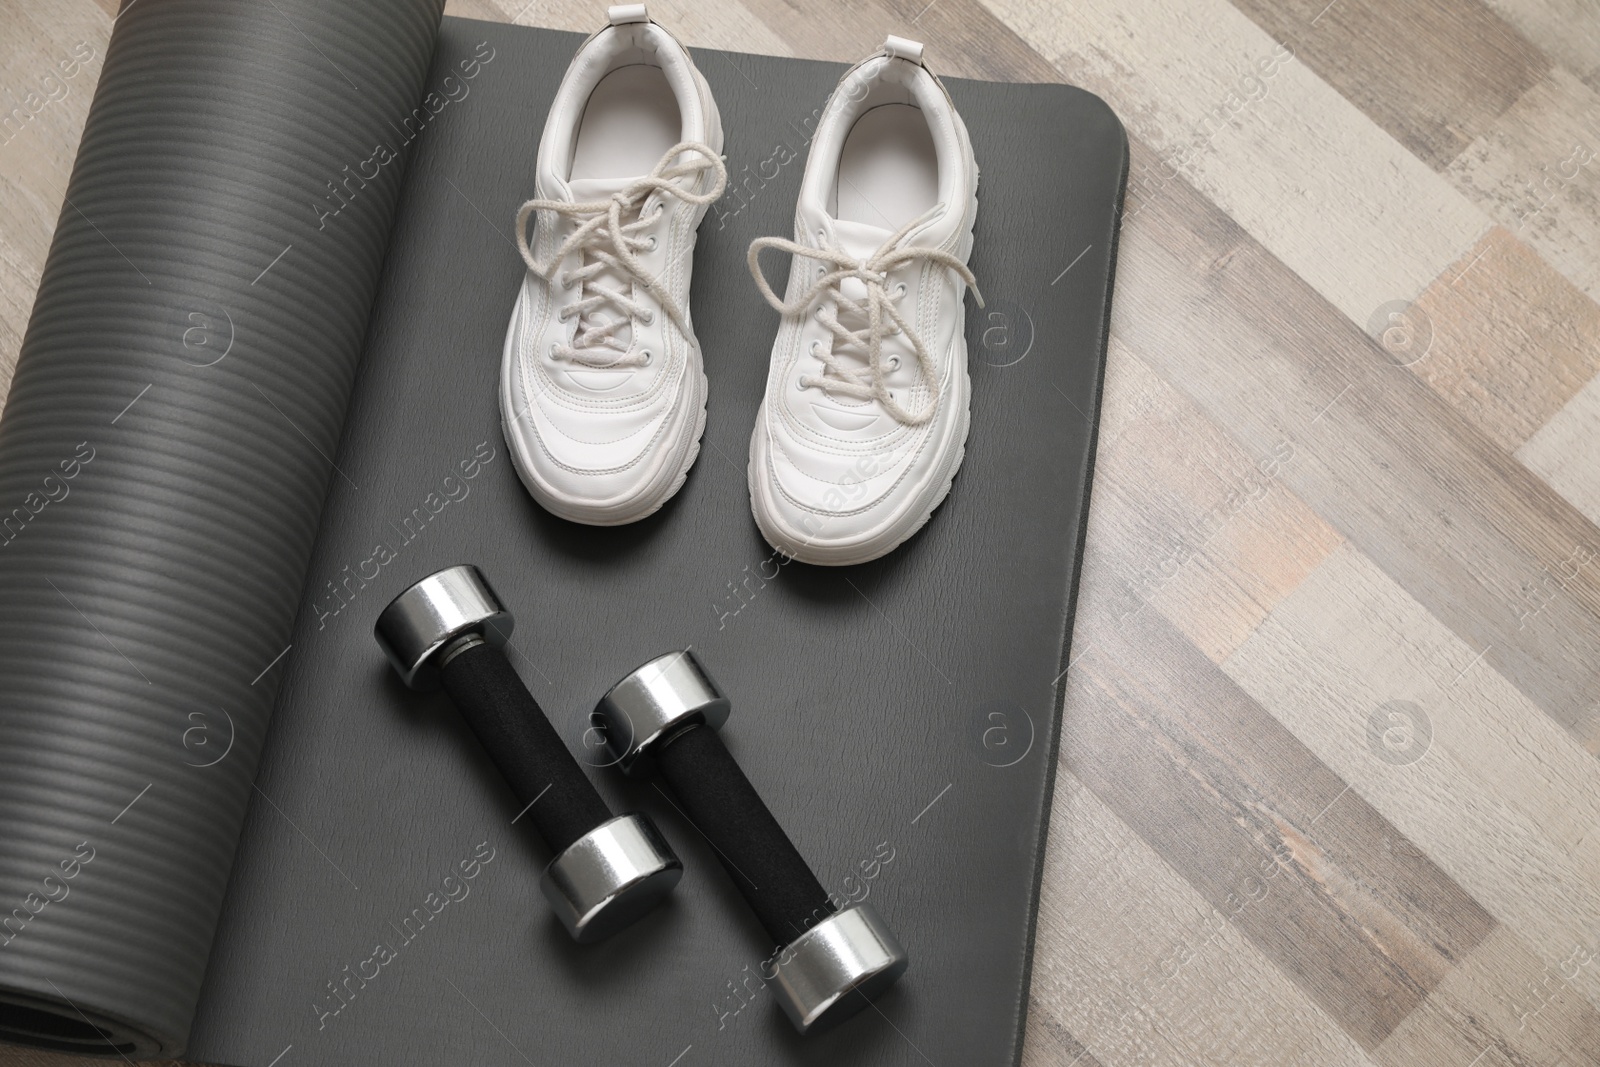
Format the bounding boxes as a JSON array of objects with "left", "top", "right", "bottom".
[
  {"left": 373, "top": 564, "right": 513, "bottom": 691},
  {"left": 540, "top": 812, "right": 683, "bottom": 943},
  {"left": 770, "top": 902, "right": 910, "bottom": 1034},
  {"left": 592, "top": 648, "right": 730, "bottom": 778}
]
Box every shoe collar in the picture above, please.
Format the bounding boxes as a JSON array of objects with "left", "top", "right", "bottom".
[
  {"left": 795, "top": 38, "right": 965, "bottom": 253},
  {"left": 538, "top": 10, "right": 707, "bottom": 200}
]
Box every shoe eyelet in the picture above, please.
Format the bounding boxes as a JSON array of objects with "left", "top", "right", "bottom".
[
  {"left": 809, "top": 340, "right": 821, "bottom": 355},
  {"left": 888, "top": 356, "right": 900, "bottom": 369},
  {"left": 640, "top": 310, "right": 655, "bottom": 325},
  {"left": 642, "top": 351, "right": 653, "bottom": 365},
  {"left": 894, "top": 282, "right": 908, "bottom": 298},
  {"left": 549, "top": 342, "right": 561, "bottom": 358},
  {"left": 646, "top": 236, "right": 658, "bottom": 251},
  {"left": 796, "top": 376, "right": 808, "bottom": 392}
]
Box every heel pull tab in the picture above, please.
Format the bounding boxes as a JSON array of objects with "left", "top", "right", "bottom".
[
  {"left": 883, "top": 35, "right": 926, "bottom": 64},
  {"left": 608, "top": 4, "right": 649, "bottom": 25}
]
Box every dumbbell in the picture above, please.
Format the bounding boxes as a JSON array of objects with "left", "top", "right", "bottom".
[
  {"left": 373, "top": 565, "right": 681, "bottom": 943},
  {"left": 593, "top": 650, "right": 908, "bottom": 1034}
]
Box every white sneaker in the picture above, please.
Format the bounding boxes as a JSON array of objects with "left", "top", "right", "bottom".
[
  {"left": 745, "top": 36, "right": 980, "bottom": 566},
  {"left": 502, "top": 4, "right": 726, "bottom": 526}
]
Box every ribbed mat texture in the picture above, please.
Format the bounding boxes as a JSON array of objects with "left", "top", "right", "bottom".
[{"left": 0, "top": 0, "right": 443, "bottom": 1055}]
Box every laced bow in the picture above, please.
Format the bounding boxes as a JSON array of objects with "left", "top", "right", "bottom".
[
  {"left": 516, "top": 141, "right": 727, "bottom": 368},
  {"left": 747, "top": 211, "right": 982, "bottom": 425}
]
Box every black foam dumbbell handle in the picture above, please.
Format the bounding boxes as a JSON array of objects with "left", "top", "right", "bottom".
[
  {"left": 439, "top": 641, "right": 614, "bottom": 855},
  {"left": 654, "top": 724, "right": 835, "bottom": 948}
]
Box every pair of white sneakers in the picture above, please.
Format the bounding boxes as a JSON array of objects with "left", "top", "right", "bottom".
[{"left": 501, "top": 5, "right": 981, "bottom": 566}]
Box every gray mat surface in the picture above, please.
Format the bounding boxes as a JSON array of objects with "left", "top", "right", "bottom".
[
  {"left": 0, "top": 10, "right": 1124, "bottom": 1064},
  {"left": 0, "top": 0, "right": 443, "bottom": 1057},
  {"left": 187, "top": 18, "right": 1127, "bottom": 1067}
]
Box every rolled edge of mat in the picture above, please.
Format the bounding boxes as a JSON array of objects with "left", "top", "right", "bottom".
[
  {"left": 0, "top": 990, "right": 152, "bottom": 1060},
  {"left": 0, "top": 0, "right": 444, "bottom": 1056}
]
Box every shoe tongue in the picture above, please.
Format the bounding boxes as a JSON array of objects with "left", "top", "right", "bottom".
[
  {"left": 566, "top": 174, "right": 642, "bottom": 202},
  {"left": 830, "top": 217, "right": 897, "bottom": 262},
  {"left": 827, "top": 218, "right": 897, "bottom": 309},
  {"left": 561, "top": 175, "right": 649, "bottom": 362}
]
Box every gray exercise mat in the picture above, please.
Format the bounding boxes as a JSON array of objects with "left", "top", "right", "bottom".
[
  {"left": 0, "top": 11, "right": 1126, "bottom": 1066},
  {"left": 187, "top": 19, "right": 1126, "bottom": 1066},
  {"left": 0, "top": 0, "right": 443, "bottom": 1057}
]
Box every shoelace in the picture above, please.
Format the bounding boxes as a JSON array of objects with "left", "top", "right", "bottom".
[
  {"left": 515, "top": 141, "right": 727, "bottom": 369},
  {"left": 747, "top": 210, "right": 982, "bottom": 425}
]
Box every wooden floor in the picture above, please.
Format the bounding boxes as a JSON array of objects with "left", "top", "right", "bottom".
[{"left": 5, "top": 0, "right": 1600, "bottom": 1064}]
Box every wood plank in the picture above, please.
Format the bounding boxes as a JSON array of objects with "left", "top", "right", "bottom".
[
  {"left": 691, "top": 0, "right": 904, "bottom": 65},
  {"left": 1085, "top": 337, "right": 1344, "bottom": 662},
  {"left": 0, "top": 0, "right": 109, "bottom": 394},
  {"left": 1224, "top": 544, "right": 1600, "bottom": 1013},
  {"left": 612, "top": 0, "right": 794, "bottom": 57},
  {"left": 441, "top": 0, "right": 512, "bottom": 24},
  {"left": 1029, "top": 772, "right": 1380, "bottom": 1067},
  {"left": 451, "top": 0, "right": 796, "bottom": 57},
  {"left": 1022, "top": 1006, "right": 1106, "bottom": 1067},
  {"left": 1376, "top": 926, "right": 1600, "bottom": 1067},
  {"left": 1406, "top": 227, "right": 1600, "bottom": 453},
  {"left": 0, "top": 0, "right": 107, "bottom": 265},
  {"left": 1110, "top": 147, "right": 1600, "bottom": 748},
  {"left": 1480, "top": 0, "right": 1600, "bottom": 82},
  {"left": 985, "top": 0, "right": 1490, "bottom": 325},
  {"left": 1446, "top": 66, "right": 1600, "bottom": 304},
  {"left": 1518, "top": 375, "right": 1600, "bottom": 552},
  {"left": 727, "top": 0, "right": 1070, "bottom": 82},
  {"left": 1066, "top": 596, "right": 1496, "bottom": 1049},
  {"left": 1228, "top": 0, "right": 1548, "bottom": 170},
  {"left": 0, "top": 232, "right": 38, "bottom": 396}
]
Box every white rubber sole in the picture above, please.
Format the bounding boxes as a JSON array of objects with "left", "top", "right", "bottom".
[
  {"left": 502, "top": 363, "right": 708, "bottom": 527},
  {"left": 748, "top": 375, "right": 970, "bottom": 566}
]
